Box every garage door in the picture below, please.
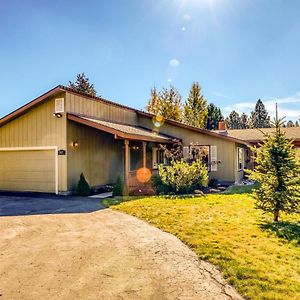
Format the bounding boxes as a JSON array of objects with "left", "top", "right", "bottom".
[{"left": 0, "top": 149, "right": 56, "bottom": 193}]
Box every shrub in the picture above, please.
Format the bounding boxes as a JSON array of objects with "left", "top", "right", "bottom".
[
  {"left": 158, "top": 159, "right": 208, "bottom": 194},
  {"left": 208, "top": 178, "right": 219, "bottom": 188},
  {"left": 152, "top": 175, "right": 173, "bottom": 195},
  {"left": 76, "top": 173, "right": 91, "bottom": 196},
  {"left": 113, "top": 175, "right": 123, "bottom": 196}
]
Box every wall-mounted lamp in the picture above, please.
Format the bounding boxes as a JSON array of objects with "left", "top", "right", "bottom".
[
  {"left": 53, "top": 112, "right": 62, "bottom": 118},
  {"left": 72, "top": 141, "right": 79, "bottom": 148}
]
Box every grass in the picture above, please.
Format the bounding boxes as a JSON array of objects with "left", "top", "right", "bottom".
[
  {"left": 223, "top": 182, "right": 260, "bottom": 194},
  {"left": 104, "top": 188, "right": 300, "bottom": 300}
]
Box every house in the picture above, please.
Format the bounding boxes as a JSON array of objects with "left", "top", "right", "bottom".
[{"left": 0, "top": 86, "right": 251, "bottom": 195}]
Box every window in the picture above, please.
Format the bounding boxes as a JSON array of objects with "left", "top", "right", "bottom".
[
  {"left": 189, "top": 145, "right": 210, "bottom": 170},
  {"left": 188, "top": 145, "right": 218, "bottom": 172},
  {"left": 152, "top": 148, "right": 166, "bottom": 169},
  {"left": 237, "top": 147, "right": 244, "bottom": 171}
]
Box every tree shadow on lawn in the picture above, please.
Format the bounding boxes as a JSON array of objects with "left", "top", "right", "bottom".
[{"left": 260, "top": 221, "right": 300, "bottom": 245}]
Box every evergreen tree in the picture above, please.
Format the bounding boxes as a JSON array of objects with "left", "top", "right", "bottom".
[
  {"left": 240, "top": 113, "right": 249, "bottom": 129},
  {"left": 113, "top": 175, "right": 123, "bottom": 196},
  {"left": 226, "top": 110, "right": 240, "bottom": 129},
  {"left": 69, "top": 73, "right": 97, "bottom": 96},
  {"left": 286, "top": 120, "right": 294, "bottom": 127},
  {"left": 248, "top": 108, "right": 300, "bottom": 222},
  {"left": 295, "top": 121, "right": 299, "bottom": 127},
  {"left": 76, "top": 173, "right": 91, "bottom": 196},
  {"left": 183, "top": 82, "right": 208, "bottom": 128},
  {"left": 146, "top": 87, "right": 161, "bottom": 115},
  {"left": 206, "top": 103, "right": 223, "bottom": 130},
  {"left": 251, "top": 99, "right": 271, "bottom": 128}
]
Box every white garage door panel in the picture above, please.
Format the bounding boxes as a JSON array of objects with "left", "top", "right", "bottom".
[{"left": 0, "top": 150, "right": 55, "bottom": 193}]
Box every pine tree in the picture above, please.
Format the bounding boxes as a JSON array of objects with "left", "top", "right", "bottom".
[
  {"left": 240, "top": 113, "right": 249, "bottom": 129},
  {"left": 251, "top": 99, "right": 271, "bottom": 128},
  {"left": 226, "top": 110, "right": 240, "bottom": 129},
  {"left": 146, "top": 87, "right": 161, "bottom": 115},
  {"left": 69, "top": 73, "right": 97, "bottom": 96},
  {"left": 184, "top": 82, "right": 208, "bottom": 128},
  {"left": 206, "top": 103, "right": 223, "bottom": 130},
  {"left": 248, "top": 107, "right": 300, "bottom": 222}
]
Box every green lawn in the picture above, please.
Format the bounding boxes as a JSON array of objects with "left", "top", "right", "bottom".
[{"left": 103, "top": 192, "right": 300, "bottom": 300}]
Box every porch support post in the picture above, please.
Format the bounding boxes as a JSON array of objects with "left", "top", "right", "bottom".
[
  {"left": 124, "top": 139, "right": 129, "bottom": 195},
  {"left": 142, "top": 141, "right": 147, "bottom": 168}
]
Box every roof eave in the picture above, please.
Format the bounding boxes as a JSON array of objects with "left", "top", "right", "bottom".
[{"left": 67, "top": 113, "right": 175, "bottom": 144}]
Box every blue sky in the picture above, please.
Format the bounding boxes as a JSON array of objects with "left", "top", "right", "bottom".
[{"left": 1, "top": 0, "right": 299, "bottom": 121}]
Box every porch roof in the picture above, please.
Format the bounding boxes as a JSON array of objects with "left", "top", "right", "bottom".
[{"left": 67, "top": 113, "right": 176, "bottom": 143}]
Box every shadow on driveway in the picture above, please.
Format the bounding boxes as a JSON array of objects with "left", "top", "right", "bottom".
[{"left": 0, "top": 193, "right": 105, "bottom": 217}]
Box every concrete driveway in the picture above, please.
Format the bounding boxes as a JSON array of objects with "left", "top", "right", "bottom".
[
  {"left": 0, "top": 194, "right": 104, "bottom": 216},
  {"left": 0, "top": 196, "right": 243, "bottom": 300}
]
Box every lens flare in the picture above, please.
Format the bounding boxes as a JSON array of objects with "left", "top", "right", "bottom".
[
  {"left": 152, "top": 115, "right": 165, "bottom": 128},
  {"left": 136, "top": 167, "right": 152, "bottom": 183}
]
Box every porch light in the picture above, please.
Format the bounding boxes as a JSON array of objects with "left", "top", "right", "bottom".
[
  {"left": 131, "top": 145, "right": 140, "bottom": 151},
  {"left": 72, "top": 141, "right": 79, "bottom": 147},
  {"left": 53, "top": 112, "right": 62, "bottom": 118}
]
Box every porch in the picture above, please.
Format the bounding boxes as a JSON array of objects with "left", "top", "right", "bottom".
[{"left": 67, "top": 113, "right": 175, "bottom": 195}]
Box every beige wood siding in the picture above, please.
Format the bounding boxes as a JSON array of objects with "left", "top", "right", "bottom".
[
  {"left": 67, "top": 120, "right": 124, "bottom": 190},
  {"left": 138, "top": 115, "right": 237, "bottom": 182},
  {"left": 65, "top": 92, "right": 138, "bottom": 125},
  {"left": 0, "top": 150, "right": 55, "bottom": 193},
  {"left": 0, "top": 93, "right": 67, "bottom": 192}
]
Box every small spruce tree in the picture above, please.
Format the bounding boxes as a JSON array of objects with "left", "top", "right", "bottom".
[
  {"left": 76, "top": 173, "right": 91, "bottom": 196},
  {"left": 248, "top": 106, "right": 300, "bottom": 222},
  {"left": 113, "top": 175, "right": 123, "bottom": 196}
]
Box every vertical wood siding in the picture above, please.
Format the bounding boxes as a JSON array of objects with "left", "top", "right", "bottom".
[
  {"left": 138, "top": 115, "right": 237, "bottom": 182},
  {"left": 0, "top": 93, "right": 67, "bottom": 191},
  {"left": 67, "top": 120, "right": 124, "bottom": 190},
  {"left": 65, "top": 92, "right": 138, "bottom": 125}
]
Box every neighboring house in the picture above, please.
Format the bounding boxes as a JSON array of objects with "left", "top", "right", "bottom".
[
  {"left": 0, "top": 86, "right": 250, "bottom": 195},
  {"left": 214, "top": 127, "right": 300, "bottom": 148}
]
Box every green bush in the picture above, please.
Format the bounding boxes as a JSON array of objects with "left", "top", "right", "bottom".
[
  {"left": 151, "top": 175, "right": 173, "bottom": 195},
  {"left": 157, "top": 159, "right": 208, "bottom": 194},
  {"left": 113, "top": 175, "right": 123, "bottom": 196},
  {"left": 76, "top": 173, "right": 91, "bottom": 196}
]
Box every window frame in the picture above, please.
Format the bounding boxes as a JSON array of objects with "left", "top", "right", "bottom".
[{"left": 237, "top": 147, "right": 244, "bottom": 171}]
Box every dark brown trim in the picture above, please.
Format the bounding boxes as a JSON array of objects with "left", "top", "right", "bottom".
[
  {"left": 0, "top": 86, "right": 63, "bottom": 127},
  {"left": 67, "top": 113, "right": 174, "bottom": 144}
]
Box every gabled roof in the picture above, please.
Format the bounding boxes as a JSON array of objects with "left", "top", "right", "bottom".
[
  {"left": 214, "top": 127, "right": 300, "bottom": 142},
  {"left": 68, "top": 113, "right": 175, "bottom": 143},
  {"left": 0, "top": 85, "right": 250, "bottom": 145}
]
